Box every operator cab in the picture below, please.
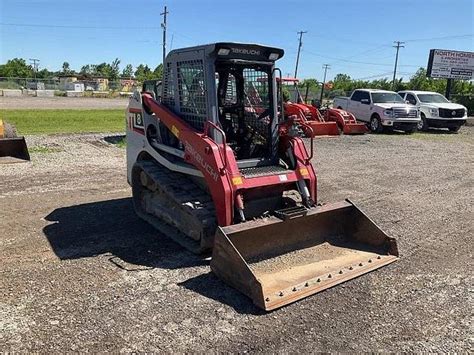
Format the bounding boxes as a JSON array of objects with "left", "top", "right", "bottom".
[{"left": 161, "top": 43, "right": 284, "bottom": 168}]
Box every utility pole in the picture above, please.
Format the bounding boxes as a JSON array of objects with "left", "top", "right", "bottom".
[
  {"left": 319, "top": 64, "right": 330, "bottom": 105},
  {"left": 445, "top": 78, "right": 453, "bottom": 100},
  {"left": 392, "top": 41, "right": 405, "bottom": 89},
  {"left": 160, "top": 6, "right": 169, "bottom": 65},
  {"left": 294, "top": 30, "right": 307, "bottom": 78},
  {"left": 29, "top": 58, "right": 40, "bottom": 84}
]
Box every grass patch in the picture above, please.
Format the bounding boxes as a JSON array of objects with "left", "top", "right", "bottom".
[
  {"left": 103, "top": 135, "right": 126, "bottom": 147},
  {"left": 114, "top": 136, "right": 127, "bottom": 148},
  {"left": 0, "top": 109, "right": 125, "bottom": 135}
]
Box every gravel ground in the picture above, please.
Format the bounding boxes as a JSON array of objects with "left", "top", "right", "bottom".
[
  {"left": 0, "top": 128, "right": 473, "bottom": 352},
  {"left": 0, "top": 96, "right": 129, "bottom": 109}
]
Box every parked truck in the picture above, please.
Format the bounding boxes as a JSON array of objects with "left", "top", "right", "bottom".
[
  {"left": 398, "top": 90, "right": 467, "bottom": 132},
  {"left": 334, "top": 89, "right": 420, "bottom": 133}
]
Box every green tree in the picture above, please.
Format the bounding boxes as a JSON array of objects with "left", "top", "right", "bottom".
[
  {"left": 80, "top": 64, "right": 95, "bottom": 76},
  {"left": 332, "top": 73, "right": 353, "bottom": 93},
  {"left": 62, "top": 61, "right": 71, "bottom": 75},
  {"left": 95, "top": 62, "right": 111, "bottom": 78},
  {"left": 122, "top": 64, "right": 134, "bottom": 78},
  {"left": 0, "top": 58, "right": 33, "bottom": 78},
  {"left": 134, "top": 64, "right": 152, "bottom": 82},
  {"left": 109, "top": 58, "right": 121, "bottom": 80},
  {"left": 36, "top": 68, "right": 54, "bottom": 79},
  {"left": 152, "top": 63, "right": 163, "bottom": 79}
]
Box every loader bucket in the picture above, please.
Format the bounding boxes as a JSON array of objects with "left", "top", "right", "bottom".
[
  {"left": 211, "top": 200, "right": 398, "bottom": 311},
  {"left": 305, "top": 121, "right": 340, "bottom": 137},
  {"left": 0, "top": 137, "right": 30, "bottom": 164},
  {"left": 342, "top": 123, "right": 369, "bottom": 135}
]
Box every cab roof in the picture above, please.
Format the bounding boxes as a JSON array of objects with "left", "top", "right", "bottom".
[{"left": 166, "top": 42, "right": 285, "bottom": 62}]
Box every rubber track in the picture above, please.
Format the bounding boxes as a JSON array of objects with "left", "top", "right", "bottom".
[{"left": 134, "top": 160, "right": 217, "bottom": 254}]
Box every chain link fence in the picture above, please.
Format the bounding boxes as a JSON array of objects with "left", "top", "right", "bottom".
[{"left": 0, "top": 77, "right": 138, "bottom": 93}]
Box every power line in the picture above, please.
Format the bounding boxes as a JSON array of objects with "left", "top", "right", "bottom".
[
  {"left": 0, "top": 22, "right": 161, "bottom": 30},
  {"left": 354, "top": 72, "right": 396, "bottom": 80},
  {"left": 403, "top": 34, "right": 473, "bottom": 42},
  {"left": 294, "top": 31, "right": 307, "bottom": 78},
  {"left": 302, "top": 48, "right": 419, "bottom": 68},
  {"left": 392, "top": 41, "right": 405, "bottom": 89}
]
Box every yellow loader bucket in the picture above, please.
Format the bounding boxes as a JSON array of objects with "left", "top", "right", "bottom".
[{"left": 211, "top": 200, "right": 398, "bottom": 311}]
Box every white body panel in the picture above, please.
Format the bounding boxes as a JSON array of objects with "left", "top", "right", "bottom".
[
  {"left": 125, "top": 91, "right": 202, "bottom": 185},
  {"left": 398, "top": 90, "right": 467, "bottom": 121},
  {"left": 334, "top": 89, "right": 420, "bottom": 126}
]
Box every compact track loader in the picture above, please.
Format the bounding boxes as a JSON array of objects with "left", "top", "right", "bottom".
[
  {"left": 0, "top": 119, "right": 30, "bottom": 164},
  {"left": 126, "top": 43, "right": 398, "bottom": 310}
]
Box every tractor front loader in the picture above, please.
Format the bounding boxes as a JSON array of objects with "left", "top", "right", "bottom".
[
  {"left": 321, "top": 107, "right": 369, "bottom": 135},
  {"left": 280, "top": 78, "right": 368, "bottom": 136},
  {"left": 279, "top": 78, "right": 340, "bottom": 137},
  {"left": 126, "top": 43, "right": 398, "bottom": 310},
  {"left": 0, "top": 119, "right": 30, "bottom": 164}
]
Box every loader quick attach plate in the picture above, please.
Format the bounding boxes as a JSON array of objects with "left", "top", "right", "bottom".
[{"left": 210, "top": 199, "right": 398, "bottom": 311}]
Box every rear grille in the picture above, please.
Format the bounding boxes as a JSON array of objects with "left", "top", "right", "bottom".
[
  {"left": 438, "top": 108, "right": 465, "bottom": 118},
  {"left": 240, "top": 165, "right": 291, "bottom": 178},
  {"left": 393, "top": 107, "right": 418, "bottom": 118}
]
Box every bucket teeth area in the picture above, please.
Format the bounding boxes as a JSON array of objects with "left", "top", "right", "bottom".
[
  {"left": 210, "top": 200, "right": 399, "bottom": 311},
  {"left": 262, "top": 254, "right": 397, "bottom": 310}
]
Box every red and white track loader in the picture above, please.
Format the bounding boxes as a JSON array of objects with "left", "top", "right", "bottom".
[{"left": 126, "top": 43, "right": 398, "bottom": 311}]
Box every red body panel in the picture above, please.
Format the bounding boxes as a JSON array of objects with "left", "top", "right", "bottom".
[
  {"left": 323, "top": 108, "right": 369, "bottom": 135},
  {"left": 283, "top": 103, "right": 339, "bottom": 137},
  {"left": 141, "top": 93, "right": 317, "bottom": 226}
]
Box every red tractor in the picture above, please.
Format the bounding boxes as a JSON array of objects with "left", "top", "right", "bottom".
[{"left": 279, "top": 78, "right": 368, "bottom": 136}]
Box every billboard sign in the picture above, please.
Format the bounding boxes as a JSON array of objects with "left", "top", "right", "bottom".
[{"left": 427, "top": 49, "right": 474, "bottom": 80}]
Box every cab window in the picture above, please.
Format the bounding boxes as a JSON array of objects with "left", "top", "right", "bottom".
[
  {"left": 406, "top": 94, "right": 417, "bottom": 105},
  {"left": 351, "top": 90, "right": 362, "bottom": 101},
  {"left": 360, "top": 91, "right": 370, "bottom": 103}
]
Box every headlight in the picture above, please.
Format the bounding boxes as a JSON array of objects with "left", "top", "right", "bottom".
[
  {"left": 268, "top": 52, "right": 280, "bottom": 60},
  {"left": 383, "top": 109, "right": 394, "bottom": 118},
  {"left": 429, "top": 108, "right": 439, "bottom": 117},
  {"left": 464, "top": 109, "right": 468, "bottom": 117}
]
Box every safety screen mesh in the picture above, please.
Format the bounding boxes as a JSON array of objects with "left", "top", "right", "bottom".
[
  {"left": 225, "top": 73, "right": 237, "bottom": 105},
  {"left": 162, "top": 62, "right": 175, "bottom": 108},
  {"left": 243, "top": 68, "right": 271, "bottom": 137},
  {"left": 177, "top": 60, "right": 207, "bottom": 130}
]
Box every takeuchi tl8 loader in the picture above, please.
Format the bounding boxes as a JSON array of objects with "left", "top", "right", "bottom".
[{"left": 126, "top": 43, "right": 398, "bottom": 311}]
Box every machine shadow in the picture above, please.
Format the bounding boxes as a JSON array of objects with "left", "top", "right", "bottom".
[
  {"left": 103, "top": 134, "right": 126, "bottom": 144},
  {"left": 43, "top": 197, "right": 206, "bottom": 270},
  {"left": 178, "top": 272, "right": 265, "bottom": 315},
  {"left": 43, "top": 197, "right": 264, "bottom": 312}
]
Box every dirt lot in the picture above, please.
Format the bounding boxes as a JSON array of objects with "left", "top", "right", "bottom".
[{"left": 1, "top": 129, "right": 472, "bottom": 352}]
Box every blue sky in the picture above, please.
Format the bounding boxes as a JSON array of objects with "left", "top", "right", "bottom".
[{"left": 1, "top": 0, "right": 473, "bottom": 81}]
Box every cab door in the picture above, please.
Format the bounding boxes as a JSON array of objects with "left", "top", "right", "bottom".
[
  {"left": 348, "top": 90, "right": 362, "bottom": 119},
  {"left": 357, "top": 91, "right": 372, "bottom": 122}
]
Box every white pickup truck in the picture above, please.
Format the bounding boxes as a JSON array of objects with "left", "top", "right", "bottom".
[
  {"left": 398, "top": 90, "right": 467, "bottom": 132},
  {"left": 334, "top": 89, "right": 420, "bottom": 133}
]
